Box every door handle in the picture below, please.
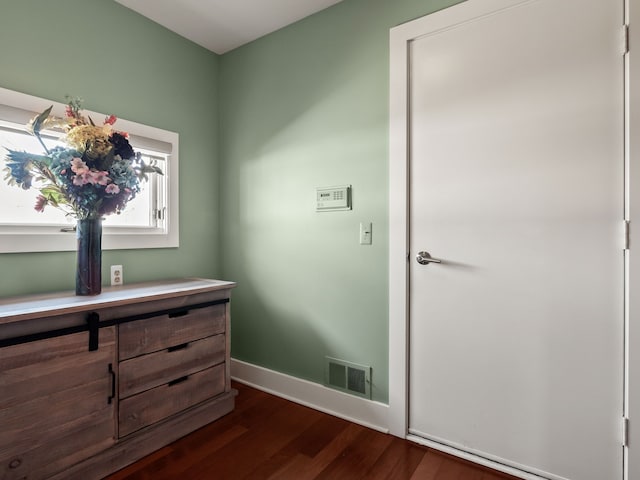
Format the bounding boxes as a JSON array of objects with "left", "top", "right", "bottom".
[{"left": 416, "top": 251, "right": 441, "bottom": 265}]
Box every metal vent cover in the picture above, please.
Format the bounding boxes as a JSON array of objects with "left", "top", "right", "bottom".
[{"left": 324, "top": 356, "right": 371, "bottom": 399}]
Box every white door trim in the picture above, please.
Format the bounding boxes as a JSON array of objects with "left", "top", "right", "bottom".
[
  {"left": 388, "top": 1, "right": 634, "bottom": 479},
  {"left": 626, "top": 1, "right": 640, "bottom": 479}
]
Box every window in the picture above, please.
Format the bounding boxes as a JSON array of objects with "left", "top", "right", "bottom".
[{"left": 0, "top": 87, "right": 179, "bottom": 253}]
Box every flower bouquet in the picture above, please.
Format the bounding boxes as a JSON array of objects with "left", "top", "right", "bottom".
[{"left": 2, "top": 97, "right": 162, "bottom": 295}]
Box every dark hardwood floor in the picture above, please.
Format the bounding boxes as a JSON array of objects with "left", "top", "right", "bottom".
[{"left": 105, "top": 382, "right": 520, "bottom": 480}]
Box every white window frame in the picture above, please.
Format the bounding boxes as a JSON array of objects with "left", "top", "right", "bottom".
[{"left": 0, "top": 86, "right": 179, "bottom": 253}]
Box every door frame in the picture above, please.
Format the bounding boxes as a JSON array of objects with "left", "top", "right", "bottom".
[
  {"left": 627, "top": 2, "right": 640, "bottom": 480},
  {"left": 388, "top": 0, "right": 636, "bottom": 478}
]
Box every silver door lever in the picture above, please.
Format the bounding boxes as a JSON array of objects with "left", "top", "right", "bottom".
[{"left": 416, "top": 251, "right": 441, "bottom": 265}]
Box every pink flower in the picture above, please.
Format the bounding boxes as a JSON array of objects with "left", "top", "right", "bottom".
[
  {"left": 70, "top": 157, "right": 88, "bottom": 175},
  {"left": 105, "top": 183, "right": 120, "bottom": 195},
  {"left": 90, "top": 170, "right": 110, "bottom": 186},
  {"left": 34, "top": 195, "right": 46, "bottom": 212},
  {"left": 72, "top": 170, "right": 111, "bottom": 186},
  {"left": 73, "top": 174, "right": 88, "bottom": 186}
]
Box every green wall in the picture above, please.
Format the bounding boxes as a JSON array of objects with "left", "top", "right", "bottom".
[
  {"left": 219, "top": 0, "right": 462, "bottom": 403},
  {"left": 0, "top": 0, "right": 464, "bottom": 405},
  {"left": 0, "top": 0, "right": 220, "bottom": 296}
]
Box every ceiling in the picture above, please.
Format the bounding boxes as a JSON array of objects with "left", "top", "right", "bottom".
[{"left": 114, "top": 0, "right": 344, "bottom": 54}]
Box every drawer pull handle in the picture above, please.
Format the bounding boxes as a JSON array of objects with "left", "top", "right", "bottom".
[
  {"left": 167, "top": 342, "right": 189, "bottom": 352},
  {"left": 108, "top": 363, "right": 116, "bottom": 404},
  {"left": 168, "top": 376, "right": 189, "bottom": 387},
  {"left": 169, "top": 310, "right": 189, "bottom": 318}
]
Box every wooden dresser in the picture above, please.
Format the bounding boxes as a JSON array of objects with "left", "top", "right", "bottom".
[{"left": 0, "top": 278, "right": 236, "bottom": 480}]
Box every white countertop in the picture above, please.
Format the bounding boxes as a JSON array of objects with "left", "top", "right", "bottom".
[{"left": 0, "top": 278, "right": 236, "bottom": 324}]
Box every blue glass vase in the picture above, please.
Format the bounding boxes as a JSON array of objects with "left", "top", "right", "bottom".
[{"left": 76, "top": 218, "right": 102, "bottom": 296}]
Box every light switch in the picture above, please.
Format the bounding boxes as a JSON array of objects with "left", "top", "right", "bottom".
[{"left": 360, "top": 222, "right": 372, "bottom": 245}]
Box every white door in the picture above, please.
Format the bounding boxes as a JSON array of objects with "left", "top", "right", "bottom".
[{"left": 407, "top": 1, "right": 624, "bottom": 479}]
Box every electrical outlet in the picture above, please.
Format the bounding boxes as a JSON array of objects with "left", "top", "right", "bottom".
[{"left": 110, "top": 265, "right": 123, "bottom": 286}]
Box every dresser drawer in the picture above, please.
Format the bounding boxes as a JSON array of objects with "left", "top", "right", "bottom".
[
  {"left": 118, "top": 363, "right": 225, "bottom": 437},
  {"left": 119, "top": 304, "right": 226, "bottom": 360},
  {"left": 119, "top": 334, "right": 225, "bottom": 399}
]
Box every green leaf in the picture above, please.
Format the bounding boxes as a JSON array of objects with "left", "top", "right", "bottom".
[
  {"left": 40, "top": 186, "right": 66, "bottom": 208},
  {"left": 30, "top": 105, "right": 53, "bottom": 136},
  {"left": 27, "top": 106, "right": 54, "bottom": 154}
]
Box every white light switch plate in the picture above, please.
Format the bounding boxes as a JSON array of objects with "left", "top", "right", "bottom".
[{"left": 360, "top": 222, "right": 372, "bottom": 245}]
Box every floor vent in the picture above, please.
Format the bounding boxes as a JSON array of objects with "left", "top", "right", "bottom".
[{"left": 324, "top": 356, "right": 371, "bottom": 399}]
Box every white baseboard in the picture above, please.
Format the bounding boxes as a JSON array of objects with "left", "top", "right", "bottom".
[{"left": 230, "top": 358, "right": 389, "bottom": 433}]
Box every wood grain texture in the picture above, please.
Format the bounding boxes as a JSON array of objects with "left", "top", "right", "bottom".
[
  {"left": 0, "top": 327, "right": 116, "bottom": 480},
  {"left": 118, "top": 304, "right": 226, "bottom": 360},
  {"left": 119, "top": 333, "right": 225, "bottom": 398},
  {"left": 53, "top": 390, "right": 235, "bottom": 480},
  {"left": 106, "top": 382, "right": 522, "bottom": 480},
  {"left": 1, "top": 279, "right": 235, "bottom": 480},
  {"left": 119, "top": 364, "right": 226, "bottom": 437}
]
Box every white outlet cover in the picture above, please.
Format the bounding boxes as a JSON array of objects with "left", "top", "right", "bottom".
[{"left": 110, "top": 265, "right": 123, "bottom": 286}]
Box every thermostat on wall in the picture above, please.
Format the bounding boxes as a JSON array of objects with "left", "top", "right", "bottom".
[{"left": 316, "top": 185, "right": 352, "bottom": 211}]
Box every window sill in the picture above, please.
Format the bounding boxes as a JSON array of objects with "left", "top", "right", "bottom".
[{"left": 0, "top": 226, "right": 178, "bottom": 253}]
